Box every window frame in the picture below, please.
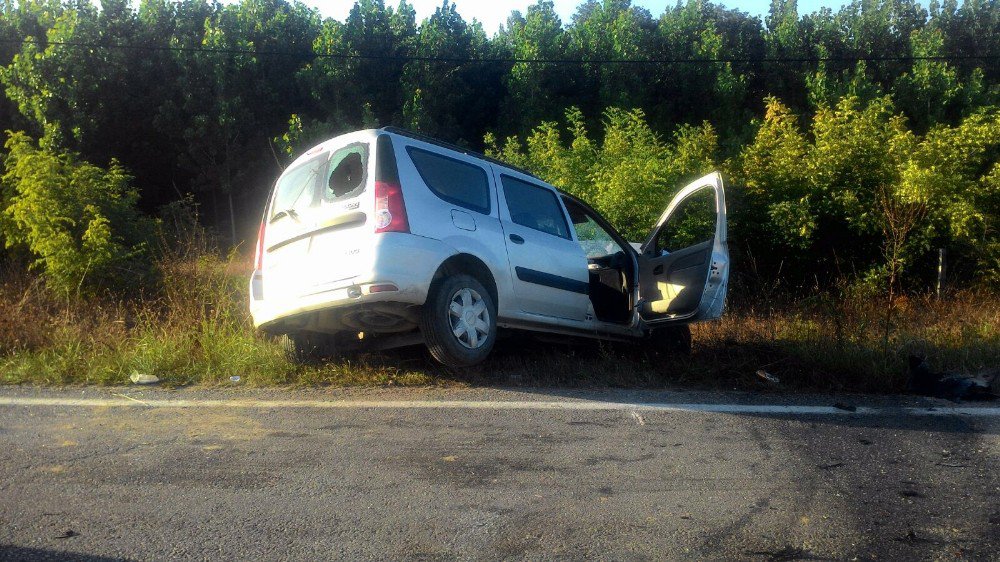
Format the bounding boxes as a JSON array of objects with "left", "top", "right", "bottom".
[
  {"left": 405, "top": 146, "right": 492, "bottom": 215},
  {"left": 500, "top": 173, "right": 573, "bottom": 241}
]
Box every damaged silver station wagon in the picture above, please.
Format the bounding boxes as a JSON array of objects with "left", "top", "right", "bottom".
[{"left": 250, "top": 128, "right": 729, "bottom": 367}]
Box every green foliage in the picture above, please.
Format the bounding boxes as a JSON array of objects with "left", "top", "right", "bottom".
[
  {"left": 489, "top": 106, "right": 717, "bottom": 241},
  {"left": 734, "top": 95, "right": 1000, "bottom": 286},
  {"left": 1, "top": 132, "right": 153, "bottom": 294},
  {"left": 0, "top": 0, "right": 997, "bottom": 292}
]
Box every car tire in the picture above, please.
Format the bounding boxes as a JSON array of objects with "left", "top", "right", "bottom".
[
  {"left": 420, "top": 274, "right": 497, "bottom": 368},
  {"left": 646, "top": 325, "right": 692, "bottom": 356}
]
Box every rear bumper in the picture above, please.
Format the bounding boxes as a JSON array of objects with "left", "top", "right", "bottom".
[{"left": 249, "top": 233, "right": 454, "bottom": 330}]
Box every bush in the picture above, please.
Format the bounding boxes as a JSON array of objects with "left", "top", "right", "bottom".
[
  {"left": 1, "top": 131, "right": 154, "bottom": 295},
  {"left": 486, "top": 106, "right": 718, "bottom": 241}
]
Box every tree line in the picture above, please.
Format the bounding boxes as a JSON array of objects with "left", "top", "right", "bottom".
[{"left": 0, "top": 0, "right": 997, "bottom": 294}]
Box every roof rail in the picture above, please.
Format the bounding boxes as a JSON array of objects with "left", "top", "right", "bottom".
[{"left": 379, "top": 126, "right": 541, "bottom": 181}]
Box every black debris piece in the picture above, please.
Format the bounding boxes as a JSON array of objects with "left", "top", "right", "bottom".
[
  {"left": 908, "top": 355, "right": 997, "bottom": 401},
  {"left": 54, "top": 530, "right": 79, "bottom": 539}
]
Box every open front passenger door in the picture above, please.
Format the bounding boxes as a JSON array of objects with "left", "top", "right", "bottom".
[{"left": 637, "top": 172, "right": 728, "bottom": 325}]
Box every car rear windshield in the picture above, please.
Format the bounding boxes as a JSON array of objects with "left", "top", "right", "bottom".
[{"left": 270, "top": 143, "right": 369, "bottom": 221}]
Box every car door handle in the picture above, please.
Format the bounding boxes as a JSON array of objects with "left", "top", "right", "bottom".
[{"left": 509, "top": 234, "right": 525, "bottom": 244}]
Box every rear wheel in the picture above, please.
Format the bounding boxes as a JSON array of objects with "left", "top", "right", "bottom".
[
  {"left": 281, "top": 332, "right": 339, "bottom": 363},
  {"left": 646, "top": 325, "right": 692, "bottom": 356},
  {"left": 420, "top": 274, "right": 497, "bottom": 368}
]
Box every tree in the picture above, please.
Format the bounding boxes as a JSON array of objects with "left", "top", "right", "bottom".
[
  {"left": 400, "top": 1, "right": 500, "bottom": 144},
  {"left": 497, "top": 1, "right": 575, "bottom": 136}
]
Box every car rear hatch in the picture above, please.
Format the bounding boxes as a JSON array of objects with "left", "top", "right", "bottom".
[{"left": 260, "top": 136, "right": 374, "bottom": 299}]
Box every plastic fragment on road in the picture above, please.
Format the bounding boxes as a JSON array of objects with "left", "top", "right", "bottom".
[
  {"left": 756, "top": 370, "right": 780, "bottom": 384},
  {"left": 129, "top": 373, "right": 159, "bottom": 385}
]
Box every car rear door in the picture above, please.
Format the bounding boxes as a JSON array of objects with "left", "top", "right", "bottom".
[
  {"left": 637, "top": 172, "right": 729, "bottom": 325},
  {"left": 494, "top": 168, "right": 589, "bottom": 321},
  {"left": 263, "top": 140, "right": 373, "bottom": 298}
]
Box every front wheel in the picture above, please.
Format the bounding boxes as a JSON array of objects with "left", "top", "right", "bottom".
[{"left": 420, "top": 274, "right": 497, "bottom": 368}]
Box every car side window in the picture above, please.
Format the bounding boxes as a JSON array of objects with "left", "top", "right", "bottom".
[
  {"left": 406, "top": 147, "right": 491, "bottom": 214},
  {"left": 325, "top": 143, "right": 368, "bottom": 202},
  {"left": 564, "top": 198, "right": 623, "bottom": 259},
  {"left": 501, "top": 175, "right": 571, "bottom": 240}
]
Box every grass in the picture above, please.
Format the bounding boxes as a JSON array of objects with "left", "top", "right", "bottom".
[{"left": 0, "top": 251, "right": 996, "bottom": 393}]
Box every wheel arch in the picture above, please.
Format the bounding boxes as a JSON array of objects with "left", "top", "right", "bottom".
[{"left": 429, "top": 253, "right": 499, "bottom": 310}]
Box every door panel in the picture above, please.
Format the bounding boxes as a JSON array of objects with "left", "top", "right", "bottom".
[
  {"left": 639, "top": 240, "right": 711, "bottom": 317},
  {"left": 639, "top": 172, "right": 729, "bottom": 325},
  {"left": 494, "top": 169, "right": 590, "bottom": 321}
]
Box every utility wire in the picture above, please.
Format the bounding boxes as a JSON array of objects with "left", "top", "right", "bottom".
[{"left": 0, "top": 37, "right": 997, "bottom": 64}]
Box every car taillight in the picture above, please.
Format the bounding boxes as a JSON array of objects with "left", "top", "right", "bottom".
[
  {"left": 254, "top": 221, "right": 266, "bottom": 270},
  {"left": 374, "top": 180, "right": 409, "bottom": 233},
  {"left": 374, "top": 133, "right": 407, "bottom": 234}
]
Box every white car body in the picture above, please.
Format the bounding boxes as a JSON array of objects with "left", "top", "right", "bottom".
[{"left": 250, "top": 128, "right": 729, "bottom": 365}]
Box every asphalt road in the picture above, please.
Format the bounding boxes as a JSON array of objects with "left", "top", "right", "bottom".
[{"left": 0, "top": 387, "right": 997, "bottom": 561}]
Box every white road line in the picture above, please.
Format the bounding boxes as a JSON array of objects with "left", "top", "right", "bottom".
[{"left": 0, "top": 396, "right": 998, "bottom": 416}]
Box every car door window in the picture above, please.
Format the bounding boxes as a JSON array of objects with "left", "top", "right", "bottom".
[
  {"left": 406, "top": 147, "right": 490, "bottom": 214},
  {"left": 565, "top": 201, "right": 623, "bottom": 259},
  {"left": 653, "top": 188, "right": 716, "bottom": 254},
  {"left": 501, "top": 175, "right": 571, "bottom": 239}
]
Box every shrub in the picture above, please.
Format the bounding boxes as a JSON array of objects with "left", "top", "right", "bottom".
[{"left": 1, "top": 131, "right": 154, "bottom": 295}]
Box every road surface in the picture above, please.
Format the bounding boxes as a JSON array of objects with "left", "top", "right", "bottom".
[{"left": 0, "top": 387, "right": 997, "bottom": 560}]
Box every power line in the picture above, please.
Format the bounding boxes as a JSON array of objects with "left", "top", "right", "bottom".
[{"left": 0, "top": 37, "right": 997, "bottom": 65}]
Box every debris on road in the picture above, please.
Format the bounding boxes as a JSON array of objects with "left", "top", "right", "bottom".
[
  {"left": 908, "top": 355, "right": 997, "bottom": 401},
  {"left": 817, "top": 462, "right": 845, "bottom": 470},
  {"left": 756, "top": 370, "right": 780, "bottom": 385},
  {"left": 54, "top": 530, "right": 78, "bottom": 539},
  {"left": 229, "top": 375, "right": 241, "bottom": 383},
  {"left": 129, "top": 373, "right": 159, "bottom": 385},
  {"left": 832, "top": 402, "right": 857, "bottom": 412},
  {"left": 894, "top": 529, "right": 936, "bottom": 545},
  {"left": 630, "top": 411, "right": 646, "bottom": 426}
]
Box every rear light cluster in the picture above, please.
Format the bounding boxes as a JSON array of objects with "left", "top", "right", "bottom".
[
  {"left": 374, "top": 180, "right": 409, "bottom": 233},
  {"left": 374, "top": 134, "right": 409, "bottom": 233}
]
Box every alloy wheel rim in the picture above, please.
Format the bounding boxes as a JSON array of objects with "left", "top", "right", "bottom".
[{"left": 447, "top": 287, "right": 490, "bottom": 349}]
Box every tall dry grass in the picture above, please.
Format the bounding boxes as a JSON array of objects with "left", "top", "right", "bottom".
[{"left": 0, "top": 245, "right": 996, "bottom": 391}]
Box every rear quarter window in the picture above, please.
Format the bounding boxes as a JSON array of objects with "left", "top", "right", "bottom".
[{"left": 405, "top": 147, "right": 491, "bottom": 214}]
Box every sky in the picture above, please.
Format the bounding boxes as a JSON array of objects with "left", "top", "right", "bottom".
[{"left": 303, "top": 0, "right": 855, "bottom": 34}]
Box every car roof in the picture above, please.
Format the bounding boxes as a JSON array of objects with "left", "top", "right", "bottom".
[{"left": 379, "top": 127, "right": 543, "bottom": 183}]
